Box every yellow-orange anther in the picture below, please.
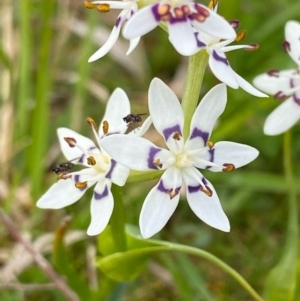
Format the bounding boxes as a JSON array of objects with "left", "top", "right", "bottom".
[
  {"left": 236, "top": 30, "right": 246, "bottom": 42},
  {"left": 87, "top": 117, "right": 97, "bottom": 130},
  {"left": 75, "top": 181, "right": 88, "bottom": 189},
  {"left": 102, "top": 120, "right": 109, "bottom": 135},
  {"left": 206, "top": 140, "right": 214, "bottom": 149},
  {"left": 222, "top": 163, "right": 235, "bottom": 172},
  {"left": 87, "top": 156, "right": 96, "bottom": 166}
]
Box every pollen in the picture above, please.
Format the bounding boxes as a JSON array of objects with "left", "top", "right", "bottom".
[
  {"left": 87, "top": 156, "right": 96, "bottom": 166},
  {"left": 236, "top": 30, "right": 246, "bottom": 42},
  {"left": 75, "top": 181, "right": 88, "bottom": 189},
  {"left": 208, "top": 0, "right": 218, "bottom": 9},
  {"left": 222, "top": 163, "right": 235, "bottom": 172},
  {"left": 102, "top": 120, "right": 109, "bottom": 135},
  {"left": 87, "top": 117, "right": 97, "bottom": 130},
  {"left": 158, "top": 4, "right": 170, "bottom": 16},
  {"left": 206, "top": 140, "right": 214, "bottom": 149},
  {"left": 200, "top": 185, "right": 213, "bottom": 197},
  {"left": 244, "top": 44, "right": 259, "bottom": 52},
  {"left": 64, "top": 137, "right": 77, "bottom": 147},
  {"left": 173, "top": 131, "right": 181, "bottom": 141},
  {"left": 153, "top": 158, "right": 163, "bottom": 168},
  {"left": 84, "top": 1, "right": 110, "bottom": 12}
]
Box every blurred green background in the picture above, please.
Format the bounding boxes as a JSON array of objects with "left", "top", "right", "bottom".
[{"left": 0, "top": 0, "right": 300, "bottom": 300}]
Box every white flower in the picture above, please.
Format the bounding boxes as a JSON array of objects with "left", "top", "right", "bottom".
[
  {"left": 253, "top": 20, "right": 300, "bottom": 135},
  {"left": 101, "top": 78, "right": 259, "bottom": 238},
  {"left": 37, "top": 88, "right": 151, "bottom": 236},
  {"left": 86, "top": 0, "right": 140, "bottom": 62},
  {"left": 194, "top": 5, "right": 266, "bottom": 97},
  {"left": 122, "top": 0, "right": 236, "bottom": 56}
]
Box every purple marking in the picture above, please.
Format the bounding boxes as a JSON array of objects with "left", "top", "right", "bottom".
[
  {"left": 74, "top": 174, "right": 80, "bottom": 183},
  {"left": 212, "top": 50, "right": 229, "bottom": 66},
  {"left": 94, "top": 186, "right": 109, "bottom": 200},
  {"left": 293, "top": 93, "right": 300, "bottom": 106},
  {"left": 190, "top": 127, "right": 209, "bottom": 144},
  {"left": 151, "top": 4, "right": 161, "bottom": 22},
  {"left": 78, "top": 154, "right": 85, "bottom": 163},
  {"left": 169, "top": 15, "right": 188, "bottom": 25},
  {"left": 205, "top": 148, "right": 215, "bottom": 169},
  {"left": 116, "top": 16, "right": 121, "bottom": 27},
  {"left": 195, "top": 32, "right": 206, "bottom": 48},
  {"left": 105, "top": 159, "right": 116, "bottom": 179},
  {"left": 147, "top": 147, "right": 161, "bottom": 169},
  {"left": 188, "top": 184, "right": 201, "bottom": 193},
  {"left": 163, "top": 124, "right": 182, "bottom": 141},
  {"left": 157, "top": 180, "right": 181, "bottom": 194}
]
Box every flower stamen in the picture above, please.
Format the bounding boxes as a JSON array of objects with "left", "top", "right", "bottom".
[
  {"left": 64, "top": 137, "right": 77, "bottom": 147},
  {"left": 75, "top": 181, "right": 88, "bottom": 189},
  {"left": 236, "top": 30, "right": 246, "bottom": 42},
  {"left": 153, "top": 158, "right": 163, "bottom": 168},
  {"left": 173, "top": 131, "right": 181, "bottom": 141},
  {"left": 87, "top": 117, "right": 98, "bottom": 131},
  {"left": 87, "top": 156, "right": 96, "bottom": 166},
  {"left": 200, "top": 185, "right": 213, "bottom": 197},
  {"left": 222, "top": 163, "right": 235, "bottom": 172},
  {"left": 206, "top": 140, "right": 214, "bottom": 149},
  {"left": 167, "top": 188, "right": 180, "bottom": 199},
  {"left": 84, "top": 1, "right": 110, "bottom": 13},
  {"left": 102, "top": 120, "right": 109, "bottom": 135}
]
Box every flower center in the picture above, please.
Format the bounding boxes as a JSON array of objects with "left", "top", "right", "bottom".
[
  {"left": 88, "top": 154, "right": 110, "bottom": 173},
  {"left": 174, "top": 151, "right": 193, "bottom": 168}
]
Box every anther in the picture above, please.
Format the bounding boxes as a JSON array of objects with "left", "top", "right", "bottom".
[
  {"left": 200, "top": 185, "right": 213, "bottom": 197},
  {"left": 229, "top": 19, "right": 240, "bottom": 30},
  {"left": 84, "top": 1, "right": 97, "bottom": 9},
  {"left": 244, "top": 43, "right": 259, "bottom": 51},
  {"left": 158, "top": 4, "right": 170, "bottom": 16},
  {"left": 87, "top": 156, "right": 96, "bottom": 166},
  {"left": 87, "top": 117, "right": 97, "bottom": 130},
  {"left": 167, "top": 188, "right": 180, "bottom": 199},
  {"left": 206, "top": 140, "right": 214, "bottom": 149},
  {"left": 283, "top": 41, "right": 290, "bottom": 52},
  {"left": 173, "top": 131, "right": 181, "bottom": 141},
  {"left": 84, "top": 1, "right": 110, "bottom": 12},
  {"left": 153, "top": 158, "right": 163, "bottom": 169},
  {"left": 208, "top": 0, "right": 218, "bottom": 9},
  {"left": 222, "top": 163, "right": 235, "bottom": 172},
  {"left": 102, "top": 120, "right": 109, "bottom": 135},
  {"left": 64, "top": 137, "right": 77, "bottom": 147},
  {"left": 75, "top": 181, "right": 88, "bottom": 189},
  {"left": 267, "top": 70, "right": 279, "bottom": 77},
  {"left": 236, "top": 30, "right": 246, "bottom": 42}
]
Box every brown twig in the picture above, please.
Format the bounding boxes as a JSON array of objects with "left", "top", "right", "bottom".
[{"left": 0, "top": 209, "right": 80, "bottom": 301}]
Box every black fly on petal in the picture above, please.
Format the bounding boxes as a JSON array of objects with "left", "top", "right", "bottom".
[{"left": 123, "top": 113, "right": 147, "bottom": 133}]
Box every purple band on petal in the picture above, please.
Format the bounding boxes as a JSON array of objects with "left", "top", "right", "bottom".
[
  {"left": 206, "top": 148, "right": 215, "bottom": 169},
  {"left": 94, "top": 186, "right": 109, "bottom": 201},
  {"left": 212, "top": 50, "right": 229, "bottom": 66},
  {"left": 169, "top": 16, "right": 188, "bottom": 25},
  {"left": 151, "top": 4, "right": 161, "bottom": 22},
  {"left": 147, "top": 147, "right": 161, "bottom": 169},
  {"left": 163, "top": 124, "right": 182, "bottom": 141},
  {"left": 158, "top": 179, "right": 181, "bottom": 194},
  {"left": 116, "top": 16, "right": 121, "bottom": 27},
  {"left": 190, "top": 127, "right": 209, "bottom": 144},
  {"left": 195, "top": 32, "right": 206, "bottom": 48},
  {"left": 188, "top": 184, "right": 201, "bottom": 193},
  {"left": 105, "top": 159, "right": 116, "bottom": 179},
  {"left": 74, "top": 174, "right": 80, "bottom": 182}
]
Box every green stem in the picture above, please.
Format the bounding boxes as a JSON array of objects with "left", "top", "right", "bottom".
[
  {"left": 283, "top": 131, "right": 298, "bottom": 257},
  {"left": 181, "top": 50, "right": 209, "bottom": 139},
  {"left": 150, "top": 242, "right": 265, "bottom": 301},
  {"left": 110, "top": 185, "right": 127, "bottom": 252}
]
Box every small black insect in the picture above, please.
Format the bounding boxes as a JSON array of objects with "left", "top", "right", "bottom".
[
  {"left": 52, "top": 161, "right": 75, "bottom": 175},
  {"left": 123, "top": 114, "right": 144, "bottom": 125}
]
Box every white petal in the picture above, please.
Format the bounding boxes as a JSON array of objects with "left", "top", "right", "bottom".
[
  {"left": 37, "top": 179, "right": 90, "bottom": 209},
  {"left": 253, "top": 70, "right": 297, "bottom": 95},
  {"left": 101, "top": 134, "right": 171, "bottom": 170},
  {"left": 202, "top": 141, "right": 259, "bottom": 172},
  {"left": 139, "top": 168, "right": 182, "bottom": 238},
  {"left": 168, "top": 20, "right": 199, "bottom": 56},
  {"left": 186, "top": 84, "right": 227, "bottom": 149},
  {"left": 149, "top": 78, "right": 184, "bottom": 151},
  {"left": 57, "top": 128, "right": 97, "bottom": 163},
  {"left": 87, "top": 182, "right": 114, "bottom": 235},
  {"left": 107, "top": 160, "right": 130, "bottom": 186},
  {"left": 209, "top": 50, "right": 239, "bottom": 88},
  {"left": 264, "top": 97, "right": 300, "bottom": 135},
  {"left": 191, "top": 4, "right": 236, "bottom": 40},
  {"left": 183, "top": 169, "right": 230, "bottom": 232},
  {"left": 88, "top": 25, "right": 121, "bottom": 62},
  {"left": 285, "top": 20, "right": 300, "bottom": 66},
  {"left": 234, "top": 72, "right": 268, "bottom": 97},
  {"left": 126, "top": 37, "right": 140, "bottom": 55},
  {"left": 123, "top": 5, "right": 158, "bottom": 39},
  {"left": 99, "top": 88, "right": 131, "bottom": 138}
]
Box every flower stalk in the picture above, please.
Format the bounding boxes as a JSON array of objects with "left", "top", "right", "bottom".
[{"left": 181, "top": 50, "right": 209, "bottom": 139}]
